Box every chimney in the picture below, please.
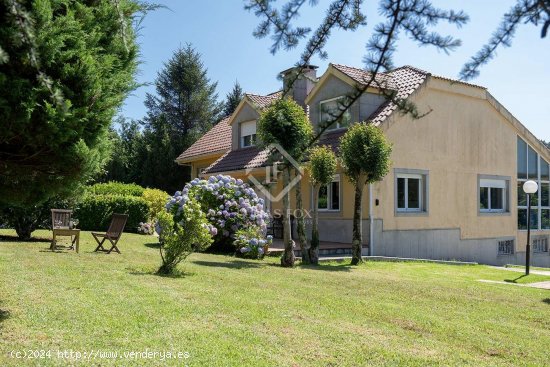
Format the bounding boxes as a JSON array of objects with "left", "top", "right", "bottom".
[{"left": 280, "top": 65, "right": 318, "bottom": 110}]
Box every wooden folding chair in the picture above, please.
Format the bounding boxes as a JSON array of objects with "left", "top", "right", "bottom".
[{"left": 92, "top": 213, "right": 128, "bottom": 254}]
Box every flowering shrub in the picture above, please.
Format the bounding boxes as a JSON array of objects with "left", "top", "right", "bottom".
[
  {"left": 157, "top": 196, "right": 213, "bottom": 275},
  {"left": 137, "top": 221, "right": 154, "bottom": 235},
  {"left": 142, "top": 188, "right": 170, "bottom": 221},
  {"left": 234, "top": 226, "right": 273, "bottom": 259},
  {"left": 166, "top": 175, "right": 269, "bottom": 251}
]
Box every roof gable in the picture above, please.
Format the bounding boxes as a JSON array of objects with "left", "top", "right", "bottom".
[{"left": 227, "top": 91, "right": 282, "bottom": 126}]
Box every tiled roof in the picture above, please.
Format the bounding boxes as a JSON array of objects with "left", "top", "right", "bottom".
[
  {"left": 332, "top": 64, "right": 396, "bottom": 90},
  {"left": 368, "top": 66, "right": 429, "bottom": 125},
  {"left": 246, "top": 91, "right": 282, "bottom": 109},
  {"left": 202, "top": 147, "right": 269, "bottom": 174},
  {"left": 203, "top": 129, "right": 347, "bottom": 174},
  {"left": 176, "top": 116, "right": 231, "bottom": 162},
  {"left": 179, "top": 64, "right": 484, "bottom": 173}
]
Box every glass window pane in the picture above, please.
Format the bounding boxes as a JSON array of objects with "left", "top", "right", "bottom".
[
  {"left": 529, "top": 191, "right": 539, "bottom": 207},
  {"left": 518, "top": 182, "right": 527, "bottom": 207},
  {"left": 491, "top": 188, "right": 504, "bottom": 210},
  {"left": 517, "top": 137, "right": 527, "bottom": 179},
  {"left": 542, "top": 209, "right": 550, "bottom": 229},
  {"left": 529, "top": 208, "right": 539, "bottom": 230},
  {"left": 528, "top": 145, "right": 538, "bottom": 179},
  {"left": 542, "top": 183, "right": 549, "bottom": 207},
  {"left": 318, "top": 186, "right": 328, "bottom": 209},
  {"left": 541, "top": 157, "right": 549, "bottom": 181},
  {"left": 407, "top": 178, "right": 420, "bottom": 209},
  {"left": 480, "top": 187, "right": 489, "bottom": 210},
  {"left": 518, "top": 209, "right": 527, "bottom": 230},
  {"left": 397, "top": 178, "right": 405, "bottom": 209},
  {"left": 331, "top": 181, "right": 340, "bottom": 210},
  {"left": 340, "top": 110, "right": 351, "bottom": 127}
]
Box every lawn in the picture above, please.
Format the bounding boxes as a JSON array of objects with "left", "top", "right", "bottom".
[{"left": 1, "top": 229, "right": 549, "bottom": 366}]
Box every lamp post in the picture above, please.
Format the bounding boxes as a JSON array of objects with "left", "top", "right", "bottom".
[{"left": 523, "top": 180, "right": 538, "bottom": 275}]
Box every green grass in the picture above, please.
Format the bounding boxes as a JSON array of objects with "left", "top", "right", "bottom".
[{"left": 1, "top": 229, "right": 550, "bottom": 366}]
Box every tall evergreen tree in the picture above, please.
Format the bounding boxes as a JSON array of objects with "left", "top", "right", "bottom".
[
  {"left": 103, "top": 116, "right": 146, "bottom": 184},
  {"left": 141, "top": 44, "right": 223, "bottom": 193},
  {"left": 223, "top": 80, "right": 244, "bottom": 117},
  {"left": 0, "top": 0, "right": 149, "bottom": 239}
]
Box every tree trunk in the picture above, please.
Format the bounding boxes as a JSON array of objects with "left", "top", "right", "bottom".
[
  {"left": 309, "top": 184, "right": 320, "bottom": 265},
  {"left": 281, "top": 167, "right": 295, "bottom": 267},
  {"left": 351, "top": 182, "right": 364, "bottom": 265},
  {"left": 12, "top": 210, "right": 37, "bottom": 241},
  {"left": 294, "top": 168, "right": 310, "bottom": 264}
]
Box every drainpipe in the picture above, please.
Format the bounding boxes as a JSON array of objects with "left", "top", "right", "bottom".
[{"left": 369, "top": 183, "right": 374, "bottom": 256}]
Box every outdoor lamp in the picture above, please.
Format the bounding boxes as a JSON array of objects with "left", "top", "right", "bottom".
[
  {"left": 523, "top": 180, "right": 538, "bottom": 194},
  {"left": 522, "top": 180, "right": 538, "bottom": 275}
]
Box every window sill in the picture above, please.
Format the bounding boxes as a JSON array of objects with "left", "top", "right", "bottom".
[
  {"left": 317, "top": 210, "right": 342, "bottom": 218},
  {"left": 395, "top": 211, "right": 428, "bottom": 217},
  {"left": 478, "top": 211, "right": 510, "bottom": 216}
]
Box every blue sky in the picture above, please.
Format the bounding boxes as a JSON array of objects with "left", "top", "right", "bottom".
[{"left": 121, "top": 0, "right": 550, "bottom": 140}]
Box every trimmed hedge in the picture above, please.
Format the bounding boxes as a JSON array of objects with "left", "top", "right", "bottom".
[
  {"left": 86, "top": 182, "right": 145, "bottom": 197},
  {"left": 75, "top": 195, "right": 148, "bottom": 233}
]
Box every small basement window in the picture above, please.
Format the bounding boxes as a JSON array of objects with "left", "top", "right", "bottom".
[
  {"left": 533, "top": 236, "right": 549, "bottom": 253},
  {"left": 497, "top": 239, "right": 515, "bottom": 255}
]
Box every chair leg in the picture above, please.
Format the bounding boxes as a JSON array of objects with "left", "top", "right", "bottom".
[
  {"left": 106, "top": 239, "right": 120, "bottom": 254},
  {"left": 50, "top": 233, "right": 56, "bottom": 251},
  {"left": 93, "top": 235, "right": 107, "bottom": 252}
]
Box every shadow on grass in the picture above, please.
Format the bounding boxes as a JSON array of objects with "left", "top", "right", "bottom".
[
  {"left": 505, "top": 275, "right": 528, "bottom": 283},
  {"left": 299, "top": 263, "right": 353, "bottom": 272},
  {"left": 192, "top": 259, "right": 270, "bottom": 269},
  {"left": 0, "top": 308, "right": 10, "bottom": 330},
  {"left": 144, "top": 242, "right": 161, "bottom": 249},
  {"left": 0, "top": 234, "right": 51, "bottom": 243},
  {"left": 126, "top": 266, "right": 194, "bottom": 278},
  {"left": 542, "top": 298, "right": 550, "bottom": 305}
]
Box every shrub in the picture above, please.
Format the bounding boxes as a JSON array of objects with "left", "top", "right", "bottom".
[
  {"left": 142, "top": 188, "right": 170, "bottom": 221},
  {"left": 137, "top": 222, "right": 154, "bottom": 235},
  {"left": 167, "top": 175, "right": 269, "bottom": 252},
  {"left": 86, "top": 182, "right": 145, "bottom": 197},
  {"left": 234, "top": 226, "right": 273, "bottom": 259},
  {"left": 157, "top": 197, "right": 213, "bottom": 274},
  {"left": 75, "top": 195, "right": 148, "bottom": 233}
]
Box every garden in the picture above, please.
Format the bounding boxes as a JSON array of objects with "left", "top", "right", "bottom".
[{"left": 1, "top": 229, "right": 550, "bottom": 366}]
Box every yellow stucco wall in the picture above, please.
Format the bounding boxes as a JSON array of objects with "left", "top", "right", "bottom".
[{"left": 372, "top": 78, "right": 550, "bottom": 251}]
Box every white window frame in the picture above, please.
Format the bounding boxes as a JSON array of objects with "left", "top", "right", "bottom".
[
  {"left": 240, "top": 120, "right": 257, "bottom": 148},
  {"left": 319, "top": 96, "right": 351, "bottom": 131},
  {"left": 317, "top": 174, "right": 341, "bottom": 212},
  {"left": 394, "top": 169, "right": 429, "bottom": 215},
  {"left": 479, "top": 177, "right": 508, "bottom": 214},
  {"left": 396, "top": 174, "right": 422, "bottom": 212}
]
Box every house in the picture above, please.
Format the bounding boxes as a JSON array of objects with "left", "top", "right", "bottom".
[{"left": 176, "top": 63, "right": 550, "bottom": 267}]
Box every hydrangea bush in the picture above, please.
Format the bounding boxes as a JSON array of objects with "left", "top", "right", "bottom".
[
  {"left": 137, "top": 221, "right": 154, "bottom": 235},
  {"left": 166, "top": 175, "right": 270, "bottom": 251},
  {"left": 234, "top": 226, "right": 273, "bottom": 259}
]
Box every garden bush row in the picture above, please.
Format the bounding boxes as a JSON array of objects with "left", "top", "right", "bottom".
[{"left": 76, "top": 182, "right": 169, "bottom": 233}]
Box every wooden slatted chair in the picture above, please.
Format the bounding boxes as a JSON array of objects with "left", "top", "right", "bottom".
[
  {"left": 51, "top": 209, "right": 79, "bottom": 251},
  {"left": 92, "top": 213, "right": 128, "bottom": 254}
]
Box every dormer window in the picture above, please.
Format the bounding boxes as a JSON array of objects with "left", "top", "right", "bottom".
[
  {"left": 319, "top": 96, "right": 351, "bottom": 131},
  {"left": 240, "top": 120, "right": 257, "bottom": 148}
]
